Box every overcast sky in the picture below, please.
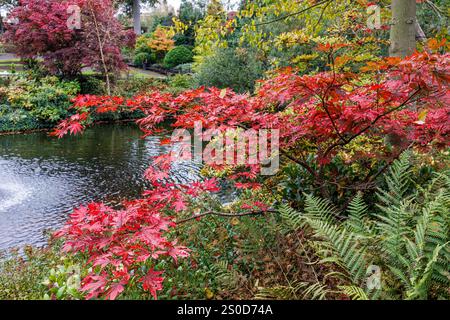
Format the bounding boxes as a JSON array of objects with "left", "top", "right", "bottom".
[
  {"left": 166, "top": 0, "right": 181, "bottom": 11},
  {"left": 144, "top": 0, "right": 240, "bottom": 13}
]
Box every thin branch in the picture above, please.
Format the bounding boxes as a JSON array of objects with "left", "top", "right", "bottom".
[
  {"left": 322, "top": 87, "right": 422, "bottom": 160},
  {"left": 175, "top": 209, "right": 278, "bottom": 224},
  {"left": 255, "top": 0, "right": 332, "bottom": 27},
  {"left": 280, "top": 149, "right": 317, "bottom": 178},
  {"left": 87, "top": 0, "right": 111, "bottom": 95},
  {"left": 313, "top": 0, "right": 332, "bottom": 32},
  {"left": 365, "top": 144, "right": 413, "bottom": 184},
  {"left": 318, "top": 52, "right": 348, "bottom": 144}
]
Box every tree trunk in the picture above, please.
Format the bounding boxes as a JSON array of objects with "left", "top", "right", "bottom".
[
  {"left": 389, "top": 0, "right": 416, "bottom": 57},
  {"left": 88, "top": 1, "right": 111, "bottom": 95},
  {"left": 133, "top": 0, "right": 141, "bottom": 35}
]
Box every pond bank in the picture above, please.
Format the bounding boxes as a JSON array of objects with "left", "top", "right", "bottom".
[{"left": 0, "top": 118, "right": 137, "bottom": 136}]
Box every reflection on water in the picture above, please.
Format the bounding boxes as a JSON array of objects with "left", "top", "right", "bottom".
[{"left": 0, "top": 123, "right": 201, "bottom": 251}]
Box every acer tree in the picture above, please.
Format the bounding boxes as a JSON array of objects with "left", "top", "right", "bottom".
[
  {"left": 49, "top": 36, "right": 449, "bottom": 298},
  {"left": 52, "top": 48, "right": 450, "bottom": 200},
  {"left": 3, "top": 0, "right": 134, "bottom": 82},
  {"left": 3, "top": 0, "right": 83, "bottom": 76},
  {"left": 148, "top": 26, "right": 175, "bottom": 60}
]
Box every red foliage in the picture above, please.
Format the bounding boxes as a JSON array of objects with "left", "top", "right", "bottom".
[
  {"left": 53, "top": 50, "right": 449, "bottom": 299},
  {"left": 52, "top": 50, "right": 450, "bottom": 164},
  {"left": 55, "top": 181, "right": 225, "bottom": 299},
  {"left": 3, "top": 0, "right": 134, "bottom": 76},
  {"left": 54, "top": 149, "right": 221, "bottom": 299}
]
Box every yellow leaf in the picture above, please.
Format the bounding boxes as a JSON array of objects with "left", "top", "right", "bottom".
[
  {"left": 414, "top": 109, "right": 427, "bottom": 125},
  {"left": 418, "top": 109, "right": 428, "bottom": 122},
  {"left": 205, "top": 288, "right": 214, "bottom": 299}
]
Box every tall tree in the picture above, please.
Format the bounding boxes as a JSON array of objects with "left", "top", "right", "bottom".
[
  {"left": 132, "top": 0, "right": 141, "bottom": 34},
  {"left": 120, "top": 0, "right": 159, "bottom": 34},
  {"left": 389, "top": 0, "right": 417, "bottom": 57}
]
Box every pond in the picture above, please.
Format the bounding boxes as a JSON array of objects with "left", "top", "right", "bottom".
[{"left": 0, "top": 123, "right": 201, "bottom": 251}]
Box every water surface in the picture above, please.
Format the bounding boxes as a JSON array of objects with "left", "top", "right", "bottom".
[{"left": 0, "top": 124, "right": 200, "bottom": 251}]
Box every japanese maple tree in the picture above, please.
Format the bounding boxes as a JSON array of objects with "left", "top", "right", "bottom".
[
  {"left": 52, "top": 47, "right": 449, "bottom": 299},
  {"left": 55, "top": 172, "right": 222, "bottom": 299},
  {"left": 53, "top": 48, "right": 449, "bottom": 195},
  {"left": 3, "top": 0, "right": 134, "bottom": 79}
]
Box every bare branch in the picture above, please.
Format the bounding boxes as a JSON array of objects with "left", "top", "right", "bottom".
[
  {"left": 175, "top": 209, "right": 278, "bottom": 224},
  {"left": 255, "top": 0, "right": 332, "bottom": 27}
]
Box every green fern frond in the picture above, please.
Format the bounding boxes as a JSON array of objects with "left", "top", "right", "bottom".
[
  {"left": 212, "top": 260, "right": 242, "bottom": 290},
  {"left": 279, "top": 203, "right": 302, "bottom": 230},
  {"left": 302, "top": 195, "right": 369, "bottom": 285},
  {"left": 256, "top": 281, "right": 330, "bottom": 300},
  {"left": 303, "top": 194, "right": 340, "bottom": 222},
  {"left": 301, "top": 282, "right": 330, "bottom": 300},
  {"left": 338, "top": 285, "right": 369, "bottom": 300},
  {"left": 406, "top": 242, "right": 448, "bottom": 300},
  {"left": 377, "top": 151, "right": 412, "bottom": 210},
  {"left": 346, "top": 192, "right": 373, "bottom": 236}
]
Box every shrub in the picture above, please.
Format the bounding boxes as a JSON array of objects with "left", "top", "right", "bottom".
[
  {"left": 133, "top": 34, "right": 158, "bottom": 67},
  {"left": 0, "top": 76, "right": 80, "bottom": 131},
  {"left": 163, "top": 46, "right": 194, "bottom": 69},
  {"left": 112, "top": 76, "right": 166, "bottom": 97},
  {"left": 79, "top": 75, "right": 106, "bottom": 95},
  {"left": 194, "top": 47, "right": 264, "bottom": 93},
  {"left": 173, "top": 33, "right": 191, "bottom": 46},
  {"left": 148, "top": 26, "right": 175, "bottom": 62},
  {"left": 0, "top": 105, "right": 41, "bottom": 132},
  {"left": 168, "top": 74, "right": 193, "bottom": 90},
  {"left": 0, "top": 243, "right": 63, "bottom": 300},
  {"left": 134, "top": 52, "right": 156, "bottom": 67},
  {"left": 173, "top": 63, "right": 193, "bottom": 74},
  {"left": 135, "top": 34, "right": 154, "bottom": 54}
]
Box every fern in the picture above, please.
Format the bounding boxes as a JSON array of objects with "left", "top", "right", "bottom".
[
  {"left": 376, "top": 168, "right": 450, "bottom": 299},
  {"left": 212, "top": 260, "right": 242, "bottom": 291},
  {"left": 376, "top": 151, "right": 412, "bottom": 209},
  {"left": 279, "top": 203, "right": 302, "bottom": 230},
  {"left": 281, "top": 152, "right": 449, "bottom": 300},
  {"left": 345, "top": 192, "right": 373, "bottom": 236},
  {"left": 300, "top": 195, "right": 369, "bottom": 285},
  {"left": 338, "top": 285, "right": 369, "bottom": 300},
  {"left": 256, "top": 281, "right": 330, "bottom": 300}
]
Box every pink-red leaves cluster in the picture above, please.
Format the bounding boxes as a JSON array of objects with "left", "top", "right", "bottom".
[
  {"left": 55, "top": 198, "right": 191, "bottom": 300},
  {"left": 53, "top": 51, "right": 449, "bottom": 168},
  {"left": 55, "top": 158, "right": 222, "bottom": 299}
]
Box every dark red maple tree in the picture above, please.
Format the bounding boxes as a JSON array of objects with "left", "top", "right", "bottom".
[{"left": 3, "top": 0, "right": 135, "bottom": 79}]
